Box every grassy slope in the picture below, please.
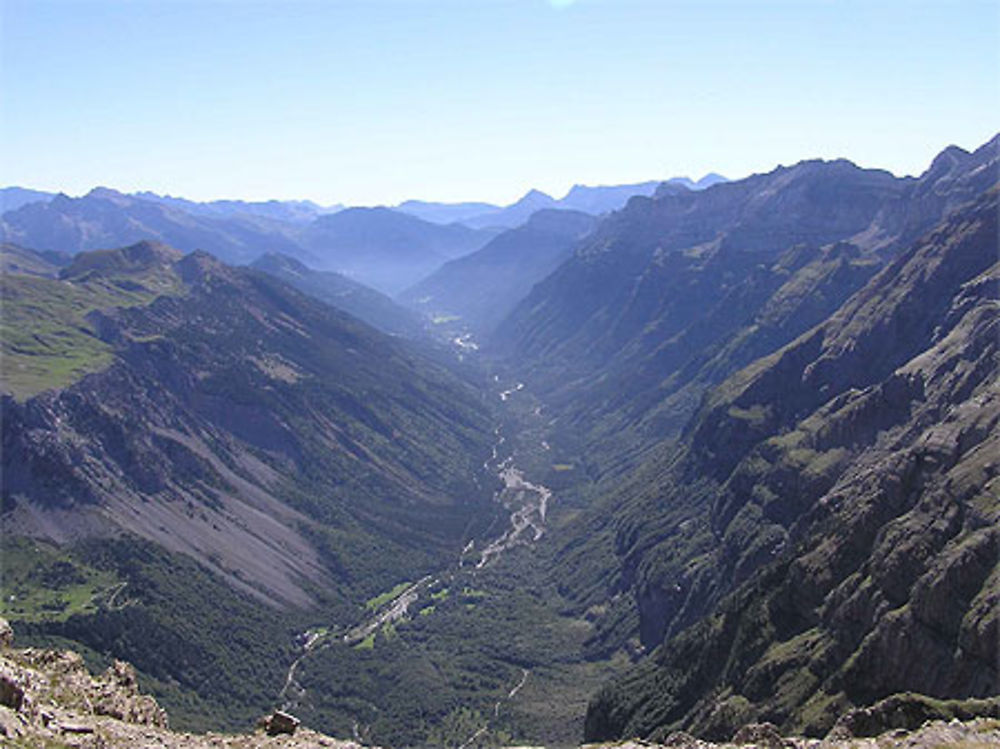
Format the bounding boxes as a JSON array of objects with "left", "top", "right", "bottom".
[{"left": 0, "top": 265, "right": 182, "bottom": 399}]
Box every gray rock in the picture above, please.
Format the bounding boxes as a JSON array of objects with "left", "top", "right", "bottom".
[
  {"left": 260, "top": 710, "right": 300, "bottom": 736},
  {"left": 732, "top": 722, "right": 784, "bottom": 749}
]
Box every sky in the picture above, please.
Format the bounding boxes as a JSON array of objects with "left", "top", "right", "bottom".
[{"left": 1, "top": 0, "right": 998, "bottom": 207}]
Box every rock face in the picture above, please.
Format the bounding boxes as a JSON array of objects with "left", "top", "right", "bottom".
[
  {"left": 825, "top": 693, "right": 1000, "bottom": 740},
  {"left": 0, "top": 618, "right": 167, "bottom": 743},
  {"left": 259, "top": 709, "right": 301, "bottom": 736},
  {"left": 731, "top": 722, "right": 785, "bottom": 749}
]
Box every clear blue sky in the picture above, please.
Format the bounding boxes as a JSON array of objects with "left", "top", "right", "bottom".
[{"left": 2, "top": 0, "right": 997, "bottom": 206}]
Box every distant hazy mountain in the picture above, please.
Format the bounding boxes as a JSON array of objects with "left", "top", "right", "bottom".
[
  {"left": 250, "top": 253, "right": 425, "bottom": 338},
  {"left": 0, "top": 187, "right": 55, "bottom": 214},
  {"left": 460, "top": 189, "right": 559, "bottom": 229},
  {"left": 133, "top": 191, "right": 342, "bottom": 224},
  {"left": 296, "top": 206, "right": 497, "bottom": 294},
  {"left": 400, "top": 209, "right": 598, "bottom": 336},
  {"left": 395, "top": 199, "right": 500, "bottom": 225},
  {"left": 402, "top": 177, "right": 727, "bottom": 230},
  {"left": 659, "top": 172, "right": 729, "bottom": 193},
  {"left": 0, "top": 187, "right": 312, "bottom": 266},
  {"left": 557, "top": 182, "right": 660, "bottom": 214}
]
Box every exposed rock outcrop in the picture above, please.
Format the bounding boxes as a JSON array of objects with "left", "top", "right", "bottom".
[{"left": 0, "top": 618, "right": 368, "bottom": 748}]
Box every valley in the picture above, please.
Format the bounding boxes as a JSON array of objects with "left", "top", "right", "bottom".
[{"left": 1, "top": 134, "right": 998, "bottom": 749}]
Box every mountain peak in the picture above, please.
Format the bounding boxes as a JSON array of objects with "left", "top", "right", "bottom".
[
  {"left": 59, "top": 240, "right": 182, "bottom": 280},
  {"left": 514, "top": 189, "right": 556, "bottom": 207},
  {"left": 923, "top": 144, "right": 971, "bottom": 180},
  {"left": 86, "top": 186, "right": 127, "bottom": 200}
]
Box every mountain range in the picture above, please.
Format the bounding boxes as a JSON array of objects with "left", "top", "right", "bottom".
[
  {"left": 397, "top": 175, "right": 726, "bottom": 229},
  {"left": 2, "top": 177, "right": 700, "bottom": 296},
  {"left": 1, "top": 136, "right": 996, "bottom": 748},
  {"left": 2, "top": 240, "right": 497, "bottom": 607}
]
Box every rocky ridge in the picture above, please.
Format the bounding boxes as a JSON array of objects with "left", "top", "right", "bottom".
[{"left": 2, "top": 620, "right": 997, "bottom": 749}]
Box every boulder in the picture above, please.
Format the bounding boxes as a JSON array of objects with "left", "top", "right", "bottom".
[
  {"left": 0, "top": 619, "right": 13, "bottom": 649},
  {"left": 0, "top": 668, "right": 24, "bottom": 710},
  {"left": 259, "top": 709, "right": 300, "bottom": 736},
  {"left": 732, "top": 722, "right": 785, "bottom": 749}
]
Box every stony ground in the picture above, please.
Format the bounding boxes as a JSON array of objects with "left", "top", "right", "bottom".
[{"left": 1, "top": 618, "right": 997, "bottom": 748}]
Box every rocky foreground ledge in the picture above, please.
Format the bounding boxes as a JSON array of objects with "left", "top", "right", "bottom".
[{"left": 1, "top": 618, "right": 998, "bottom": 748}]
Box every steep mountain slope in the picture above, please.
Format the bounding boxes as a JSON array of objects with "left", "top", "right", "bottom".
[
  {"left": 0, "top": 188, "right": 311, "bottom": 266},
  {"left": 581, "top": 189, "right": 999, "bottom": 742},
  {"left": 2, "top": 241, "right": 497, "bottom": 609},
  {"left": 400, "top": 209, "right": 598, "bottom": 336},
  {"left": 250, "top": 253, "right": 424, "bottom": 338},
  {"left": 492, "top": 137, "right": 999, "bottom": 453},
  {"left": 296, "top": 207, "right": 496, "bottom": 294}
]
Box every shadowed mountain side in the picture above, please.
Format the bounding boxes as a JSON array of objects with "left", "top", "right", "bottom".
[
  {"left": 250, "top": 253, "right": 425, "bottom": 338},
  {"left": 490, "top": 137, "right": 999, "bottom": 459},
  {"left": 400, "top": 209, "right": 598, "bottom": 336},
  {"left": 580, "top": 190, "right": 1000, "bottom": 742}
]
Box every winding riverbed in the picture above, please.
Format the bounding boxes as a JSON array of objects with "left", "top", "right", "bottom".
[{"left": 279, "top": 377, "right": 553, "bottom": 736}]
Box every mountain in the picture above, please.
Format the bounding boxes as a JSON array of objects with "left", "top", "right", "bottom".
[
  {"left": 132, "top": 191, "right": 342, "bottom": 224},
  {"left": 295, "top": 206, "right": 497, "bottom": 294},
  {"left": 400, "top": 209, "right": 598, "bottom": 336},
  {"left": 401, "top": 178, "right": 726, "bottom": 230},
  {"left": 0, "top": 188, "right": 312, "bottom": 266},
  {"left": 3, "top": 139, "right": 996, "bottom": 747},
  {"left": 557, "top": 182, "right": 660, "bottom": 214},
  {"left": 395, "top": 199, "right": 500, "bottom": 225},
  {"left": 250, "top": 253, "right": 425, "bottom": 338},
  {"left": 491, "top": 137, "right": 999, "bottom": 453},
  {"left": 0, "top": 242, "right": 70, "bottom": 277},
  {"left": 0, "top": 186, "right": 55, "bottom": 214},
  {"left": 461, "top": 189, "right": 559, "bottom": 229},
  {"left": 2, "top": 240, "right": 497, "bottom": 606},
  {"left": 661, "top": 172, "right": 729, "bottom": 192},
  {"left": 581, "top": 187, "right": 1000, "bottom": 742}
]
